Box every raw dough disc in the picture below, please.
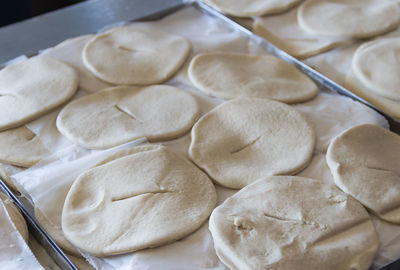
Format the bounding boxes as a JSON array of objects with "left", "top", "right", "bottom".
[
  {"left": 62, "top": 145, "right": 217, "bottom": 256},
  {"left": 202, "top": 0, "right": 302, "bottom": 17},
  {"left": 83, "top": 25, "right": 190, "bottom": 85},
  {"left": 352, "top": 37, "right": 400, "bottom": 101},
  {"left": 209, "top": 176, "right": 379, "bottom": 270},
  {"left": 298, "top": 0, "right": 400, "bottom": 38},
  {"left": 0, "top": 56, "right": 78, "bottom": 131},
  {"left": 0, "top": 126, "right": 48, "bottom": 167},
  {"left": 56, "top": 85, "right": 199, "bottom": 149},
  {"left": 0, "top": 193, "right": 29, "bottom": 242},
  {"left": 327, "top": 124, "right": 400, "bottom": 224},
  {"left": 189, "top": 98, "right": 315, "bottom": 189},
  {"left": 188, "top": 53, "right": 318, "bottom": 103},
  {"left": 41, "top": 35, "right": 111, "bottom": 93}
]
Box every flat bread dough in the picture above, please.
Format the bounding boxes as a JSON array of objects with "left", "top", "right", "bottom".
[
  {"left": 327, "top": 124, "right": 400, "bottom": 224},
  {"left": 189, "top": 98, "right": 315, "bottom": 189},
  {"left": 188, "top": 53, "right": 318, "bottom": 103},
  {"left": 253, "top": 7, "right": 350, "bottom": 59},
  {"left": 83, "top": 25, "right": 190, "bottom": 85},
  {"left": 41, "top": 35, "right": 111, "bottom": 93},
  {"left": 298, "top": 0, "right": 400, "bottom": 38},
  {"left": 352, "top": 37, "right": 400, "bottom": 101},
  {"left": 209, "top": 176, "right": 379, "bottom": 270},
  {"left": 56, "top": 85, "right": 199, "bottom": 149},
  {"left": 0, "top": 193, "right": 29, "bottom": 242},
  {"left": 0, "top": 126, "right": 48, "bottom": 167},
  {"left": 202, "top": 0, "right": 302, "bottom": 17},
  {"left": 62, "top": 145, "right": 216, "bottom": 256},
  {"left": 0, "top": 56, "right": 78, "bottom": 131}
]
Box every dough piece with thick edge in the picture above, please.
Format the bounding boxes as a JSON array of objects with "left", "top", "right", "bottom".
[
  {"left": 352, "top": 37, "right": 400, "bottom": 101},
  {"left": 209, "top": 176, "right": 379, "bottom": 270},
  {"left": 203, "top": 0, "right": 302, "bottom": 17},
  {"left": 0, "top": 56, "right": 78, "bottom": 131},
  {"left": 62, "top": 145, "right": 216, "bottom": 256},
  {"left": 327, "top": 124, "right": 400, "bottom": 224},
  {"left": 0, "top": 193, "right": 29, "bottom": 242},
  {"left": 298, "top": 0, "right": 400, "bottom": 38},
  {"left": 0, "top": 126, "right": 48, "bottom": 167},
  {"left": 189, "top": 98, "right": 315, "bottom": 189},
  {"left": 56, "top": 85, "right": 199, "bottom": 149},
  {"left": 83, "top": 25, "right": 190, "bottom": 85},
  {"left": 188, "top": 53, "right": 318, "bottom": 103}
]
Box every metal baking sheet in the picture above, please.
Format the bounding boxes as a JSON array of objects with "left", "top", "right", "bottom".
[{"left": 0, "top": 0, "right": 399, "bottom": 269}]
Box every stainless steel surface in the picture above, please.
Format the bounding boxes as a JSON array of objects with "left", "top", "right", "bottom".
[{"left": 0, "top": 0, "right": 183, "bottom": 64}]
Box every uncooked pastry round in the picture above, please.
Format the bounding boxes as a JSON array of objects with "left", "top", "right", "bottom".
[
  {"left": 62, "top": 145, "right": 216, "bottom": 256},
  {"left": 0, "top": 193, "right": 29, "bottom": 242},
  {"left": 298, "top": 0, "right": 400, "bottom": 38},
  {"left": 56, "top": 85, "right": 199, "bottom": 149},
  {"left": 203, "top": 0, "right": 302, "bottom": 17},
  {"left": 83, "top": 25, "right": 190, "bottom": 85},
  {"left": 189, "top": 98, "right": 315, "bottom": 189},
  {"left": 0, "top": 56, "right": 78, "bottom": 131},
  {"left": 188, "top": 53, "right": 318, "bottom": 103},
  {"left": 327, "top": 124, "right": 400, "bottom": 224},
  {"left": 0, "top": 126, "right": 48, "bottom": 167},
  {"left": 352, "top": 37, "right": 400, "bottom": 101},
  {"left": 209, "top": 176, "right": 379, "bottom": 270}
]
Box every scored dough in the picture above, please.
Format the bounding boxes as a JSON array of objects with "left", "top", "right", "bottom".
[
  {"left": 327, "top": 124, "right": 400, "bottom": 224},
  {"left": 62, "top": 145, "right": 216, "bottom": 256},
  {"left": 202, "top": 0, "right": 302, "bottom": 17},
  {"left": 189, "top": 98, "right": 315, "bottom": 189},
  {"left": 352, "top": 37, "right": 400, "bottom": 101},
  {"left": 0, "top": 56, "right": 78, "bottom": 131},
  {"left": 0, "top": 193, "right": 29, "bottom": 242},
  {"left": 83, "top": 25, "right": 190, "bottom": 85},
  {"left": 188, "top": 53, "right": 318, "bottom": 103},
  {"left": 41, "top": 35, "right": 111, "bottom": 93},
  {"left": 209, "top": 176, "right": 379, "bottom": 270},
  {"left": 298, "top": 0, "right": 400, "bottom": 38},
  {"left": 56, "top": 85, "right": 199, "bottom": 149},
  {"left": 0, "top": 126, "right": 48, "bottom": 167}
]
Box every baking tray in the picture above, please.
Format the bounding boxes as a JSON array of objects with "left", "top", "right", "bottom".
[{"left": 0, "top": 0, "right": 399, "bottom": 269}]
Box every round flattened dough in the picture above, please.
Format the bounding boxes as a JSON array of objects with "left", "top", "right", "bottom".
[
  {"left": 62, "top": 146, "right": 217, "bottom": 256},
  {"left": 203, "top": 0, "right": 302, "bottom": 17},
  {"left": 0, "top": 126, "right": 48, "bottom": 167},
  {"left": 298, "top": 0, "right": 400, "bottom": 38},
  {"left": 327, "top": 124, "right": 400, "bottom": 224},
  {"left": 189, "top": 98, "right": 315, "bottom": 189},
  {"left": 0, "top": 193, "right": 29, "bottom": 242},
  {"left": 0, "top": 56, "right": 78, "bottom": 131},
  {"left": 188, "top": 53, "right": 318, "bottom": 103},
  {"left": 56, "top": 85, "right": 199, "bottom": 149},
  {"left": 83, "top": 25, "right": 191, "bottom": 85},
  {"left": 209, "top": 176, "right": 379, "bottom": 270},
  {"left": 352, "top": 38, "right": 400, "bottom": 101}
]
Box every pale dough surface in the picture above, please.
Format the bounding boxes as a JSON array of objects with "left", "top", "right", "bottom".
[
  {"left": 83, "top": 25, "right": 190, "bottom": 85},
  {"left": 209, "top": 176, "right": 379, "bottom": 270},
  {"left": 41, "top": 35, "right": 111, "bottom": 93},
  {"left": 56, "top": 85, "right": 199, "bottom": 149},
  {"left": 203, "top": 0, "right": 302, "bottom": 17},
  {"left": 62, "top": 146, "right": 216, "bottom": 256},
  {"left": 0, "top": 193, "right": 29, "bottom": 242},
  {"left": 189, "top": 98, "right": 315, "bottom": 189},
  {"left": 188, "top": 53, "right": 318, "bottom": 103},
  {"left": 327, "top": 124, "right": 400, "bottom": 224},
  {"left": 0, "top": 126, "right": 48, "bottom": 167},
  {"left": 253, "top": 7, "right": 350, "bottom": 59},
  {"left": 352, "top": 37, "right": 400, "bottom": 101},
  {"left": 0, "top": 56, "right": 78, "bottom": 131},
  {"left": 298, "top": 0, "right": 400, "bottom": 38}
]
